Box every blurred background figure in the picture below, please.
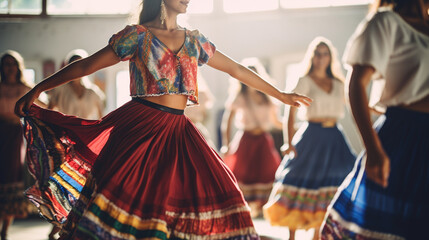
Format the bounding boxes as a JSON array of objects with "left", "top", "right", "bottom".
[
  {"left": 47, "top": 49, "right": 105, "bottom": 120},
  {"left": 263, "top": 37, "right": 355, "bottom": 240},
  {"left": 184, "top": 71, "right": 216, "bottom": 149},
  {"left": 46, "top": 49, "right": 105, "bottom": 240},
  {"left": 0, "top": 50, "right": 37, "bottom": 240},
  {"left": 322, "top": 0, "right": 429, "bottom": 239},
  {"left": 221, "top": 58, "right": 282, "bottom": 218}
]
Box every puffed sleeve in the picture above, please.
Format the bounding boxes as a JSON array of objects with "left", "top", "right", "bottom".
[
  {"left": 293, "top": 77, "right": 310, "bottom": 96},
  {"left": 343, "top": 11, "right": 394, "bottom": 79},
  {"left": 191, "top": 30, "right": 216, "bottom": 66},
  {"left": 108, "top": 25, "right": 139, "bottom": 61}
]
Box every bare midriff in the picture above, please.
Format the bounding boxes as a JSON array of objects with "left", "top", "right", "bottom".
[{"left": 139, "top": 94, "right": 188, "bottom": 110}]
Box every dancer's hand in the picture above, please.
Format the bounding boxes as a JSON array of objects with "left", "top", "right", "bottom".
[
  {"left": 220, "top": 145, "right": 230, "bottom": 157},
  {"left": 15, "top": 87, "right": 41, "bottom": 117},
  {"left": 280, "top": 144, "right": 297, "bottom": 158},
  {"left": 365, "top": 147, "right": 390, "bottom": 187},
  {"left": 279, "top": 92, "right": 312, "bottom": 108}
]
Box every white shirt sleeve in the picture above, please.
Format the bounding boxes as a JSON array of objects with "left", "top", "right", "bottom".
[
  {"left": 293, "top": 77, "right": 309, "bottom": 95},
  {"left": 343, "top": 11, "right": 394, "bottom": 79}
]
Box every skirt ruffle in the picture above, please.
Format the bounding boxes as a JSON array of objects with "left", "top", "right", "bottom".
[
  {"left": 264, "top": 122, "right": 355, "bottom": 230},
  {"left": 22, "top": 99, "right": 259, "bottom": 240},
  {"left": 321, "top": 107, "right": 429, "bottom": 240}
]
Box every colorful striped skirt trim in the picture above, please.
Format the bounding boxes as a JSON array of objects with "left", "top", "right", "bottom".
[
  {"left": 22, "top": 100, "right": 259, "bottom": 239},
  {"left": 263, "top": 122, "right": 355, "bottom": 230},
  {"left": 263, "top": 184, "right": 339, "bottom": 230}
]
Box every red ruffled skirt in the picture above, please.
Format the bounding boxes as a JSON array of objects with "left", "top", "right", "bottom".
[
  {"left": 225, "top": 131, "right": 280, "bottom": 205},
  {"left": 22, "top": 98, "right": 259, "bottom": 240},
  {"left": 0, "top": 119, "right": 31, "bottom": 218}
]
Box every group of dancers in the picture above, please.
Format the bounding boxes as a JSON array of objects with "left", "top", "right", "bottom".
[{"left": 1, "top": 0, "right": 428, "bottom": 239}]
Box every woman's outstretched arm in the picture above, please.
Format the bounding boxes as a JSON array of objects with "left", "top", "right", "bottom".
[
  {"left": 15, "top": 46, "right": 120, "bottom": 116},
  {"left": 207, "top": 50, "right": 312, "bottom": 107}
]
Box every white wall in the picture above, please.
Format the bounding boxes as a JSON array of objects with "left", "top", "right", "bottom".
[{"left": 0, "top": 4, "right": 369, "bottom": 152}]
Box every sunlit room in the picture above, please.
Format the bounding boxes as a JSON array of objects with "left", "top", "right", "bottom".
[{"left": 2, "top": 0, "right": 429, "bottom": 240}]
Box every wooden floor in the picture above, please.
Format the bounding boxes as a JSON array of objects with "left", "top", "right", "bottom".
[{"left": 8, "top": 215, "right": 316, "bottom": 240}]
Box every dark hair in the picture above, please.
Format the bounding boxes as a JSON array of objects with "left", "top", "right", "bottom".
[
  {"left": 376, "top": 0, "right": 408, "bottom": 10},
  {"left": 372, "top": 0, "right": 422, "bottom": 14},
  {"left": 239, "top": 66, "right": 270, "bottom": 105},
  {"left": 0, "top": 50, "right": 31, "bottom": 86},
  {"left": 139, "top": 0, "right": 162, "bottom": 25}
]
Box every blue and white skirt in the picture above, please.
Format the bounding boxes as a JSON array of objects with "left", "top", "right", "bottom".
[
  {"left": 264, "top": 122, "right": 355, "bottom": 230},
  {"left": 321, "top": 107, "right": 429, "bottom": 240}
]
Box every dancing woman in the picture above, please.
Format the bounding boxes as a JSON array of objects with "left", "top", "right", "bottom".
[
  {"left": 15, "top": 0, "right": 311, "bottom": 239},
  {"left": 321, "top": 0, "right": 429, "bottom": 239},
  {"left": 264, "top": 37, "right": 355, "bottom": 240}
]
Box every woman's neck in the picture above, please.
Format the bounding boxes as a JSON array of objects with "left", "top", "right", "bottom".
[
  {"left": 150, "top": 14, "right": 180, "bottom": 31},
  {"left": 2, "top": 78, "right": 19, "bottom": 85},
  {"left": 309, "top": 69, "right": 328, "bottom": 79}
]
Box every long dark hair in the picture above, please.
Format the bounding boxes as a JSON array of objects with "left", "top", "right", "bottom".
[
  {"left": 373, "top": 0, "right": 409, "bottom": 11},
  {"left": 372, "top": 0, "right": 424, "bottom": 16},
  {"left": 139, "top": 0, "right": 162, "bottom": 25},
  {"left": 239, "top": 66, "right": 270, "bottom": 105},
  {"left": 0, "top": 50, "right": 32, "bottom": 87}
]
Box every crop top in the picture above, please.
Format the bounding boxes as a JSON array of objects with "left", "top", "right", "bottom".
[
  {"left": 293, "top": 75, "right": 345, "bottom": 121},
  {"left": 109, "top": 25, "right": 216, "bottom": 106},
  {"left": 343, "top": 8, "right": 429, "bottom": 111}
]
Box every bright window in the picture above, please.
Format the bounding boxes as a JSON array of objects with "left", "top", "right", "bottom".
[
  {"left": 188, "top": 0, "right": 213, "bottom": 14},
  {"left": 0, "top": 0, "right": 42, "bottom": 14},
  {"left": 47, "top": 0, "right": 213, "bottom": 15},
  {"left": 223, "top": 0, "right": 278, "bottom": 13},
  {"left": 280, "top": 0, "right": 373, "bottom": 9},
  {"left": 48, "top": 0, "right": 136, "bottom": 15},
  {"left": 23, "top": 68, "right": 35, "bottom": 85},
  {"left": 116, "top": 70, "right": 131, "bottom": 108}
]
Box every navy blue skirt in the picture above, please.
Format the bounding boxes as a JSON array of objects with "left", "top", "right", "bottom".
[
  {"left": 321, "top": 107, "right": 429, "bottom": 240},
  {"left": 263, "top": 122, "right": 355, "bottom": 230}
]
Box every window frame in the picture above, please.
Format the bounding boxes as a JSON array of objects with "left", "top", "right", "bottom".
[
  {"left": 0, "top": 0, "right": 372, "bottom": 18},
  {"left": 0, "top": 0, "right": 214, "bottom": 18}
]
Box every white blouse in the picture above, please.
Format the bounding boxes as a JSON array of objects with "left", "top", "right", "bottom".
[
  {"left": 343, "top": 8, "right": 429, "bottom": 111},
  {"left": 227, "top": 94, "right": 274, "bottom": 131},
  {"left": 293, "top": 75, "right": 345, "bottom": 121},
  {"left": 49, "top": 80, "right": 105, "bottom": 120}
]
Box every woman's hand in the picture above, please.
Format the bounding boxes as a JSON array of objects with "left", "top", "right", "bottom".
[
  {"left": 220, "top": 145, "right": 231, "bottom": 157},
  {"left": 365, "top": 147, "right": 390, "bottom": 187},
  {"left": 15, "top": 87, "right": 41, "bottom": 117},
  {"left": 279, "top": 92, "right": 312, "bottom": 108},
  {"left": 280, "top": 144, "right": 297, "bottom": 158}
]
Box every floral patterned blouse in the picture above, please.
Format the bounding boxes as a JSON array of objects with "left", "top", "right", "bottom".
[{"left": 109, "top": 25, "right": 216, "bottom": 106}]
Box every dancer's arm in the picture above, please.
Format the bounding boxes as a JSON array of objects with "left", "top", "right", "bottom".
[
  {"left": 349, "top": 64, "right": 390, "bottom": 187},
  {"left": 281, "top": 106, "right": 297, "bottom": 157},
  {"left": 207, "top": 50, "right": 312, "bottom": 107},
  {"left": 220, "top": 104, "right": 236, "bottom": 155},
  {"left": 15, "top": 46, "right": 119, "bottom": 116}
]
